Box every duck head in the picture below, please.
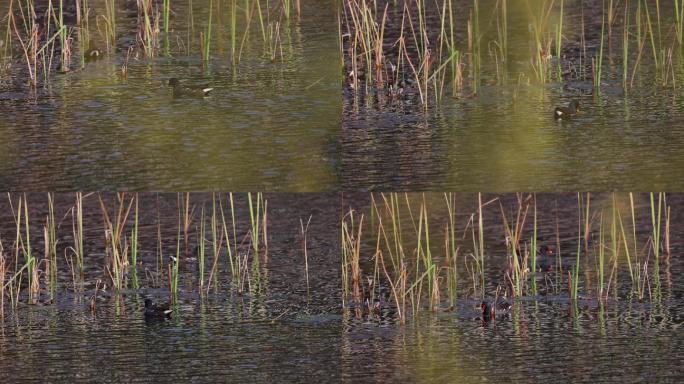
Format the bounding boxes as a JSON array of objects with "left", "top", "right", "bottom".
[
  {"left": 569, "top": 100, "right": 580, "bottom": 112},
  {"left": 539, "top": 245, "right": 555, "bottom": 256},
  {"left": 481, "top": 301, "right": 493, "bottom": 319}
]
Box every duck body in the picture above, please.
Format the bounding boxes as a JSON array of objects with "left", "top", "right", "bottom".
[
  {"left": 84, "top": 47, "right": 103, "bottom": 62},
  {"left": 536, "top": 245, "right": 556, "bottom": 272},
  {"left": 144, "top": 298, "right": 172, "bottom": 320},
  {"left": 481, "top": 300, "right": 512, "bottom": 321},
  {"left": 168, "top": 77, "right": 213, "bottom": 98},
  {"left": 554, "top": 100, "right": 580, "bottom": 119}
]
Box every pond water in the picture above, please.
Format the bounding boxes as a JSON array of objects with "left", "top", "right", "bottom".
[
  {"left": 0, "top": 193, "right": 681, "bottom": 382},
  {"left": 0, "top": 1, "right": 340, "bottom": 191},
  {"left": 341, "top": 0, "right": 684, "bottom": 191},
  {"left": 342, "top": 85, "right": 684, "bottom": 191},
  {"left": 341, "top": 298, "right": 684, "bottom": 382},
  {"left": 1, "top": 0, "right": 683, "bottom": 381},
  {"left": 0, "top": 193, "right": 343, "bottom": 381},
  {"left": 340, "top": 192, "right": 684, "bottom": 382}
]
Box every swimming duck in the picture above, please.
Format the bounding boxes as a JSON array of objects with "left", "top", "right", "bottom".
[
  {"left": 144, "top": 298, "right": 172, "bottom": 319},
  {"left": 168, "top": 77, "right": 213, "bottom": 98},
  {"left": 554, "top": 100, "right": 580, "bottom": 119},
  {"left": 536, "top": 245, "right": 556, "bottom": 272},
  {"left": 84, "top": 47, "right": 103, "bottom": 62},
  {"left": 481, "top": 300, "right": 512, "bottom": 321}
]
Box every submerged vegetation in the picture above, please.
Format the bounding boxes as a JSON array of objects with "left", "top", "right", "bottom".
[
  {"left": 341, "top": 193, "right": 672, "bottom": 323},
  {"left": 0, "top": 192, "right": 268, "bottom": 311},
  {"left": 342, "top": 0, "right": 684, "bottom": 108}
]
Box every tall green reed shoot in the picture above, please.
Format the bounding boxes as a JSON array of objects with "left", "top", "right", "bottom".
[
  {"left": 469, "top": 0, "right": 481, "bottom": 92},
  {"left": 623, "top": 1, "right": 629, "bottom": 88},
  {"left": 99, "top": 194, "right": 133, "bottom": 291},
  {"left": 130, "top": 193, "right": 139, "bottom": 289},
  {"left": 72, "top": 194, "right": 85, "bottom": 287},
  {"left": 230, "top": 0, "right": 237, "bottom": 66},
  {"left": 206, "top": 196, "right": 224, "bottom": 295},
  {"left": 300, "top": 215, "right": 312, "bottom": 294},
  {"left": 527, "top": 0, "right": 554, "bottom": 83},
  {"left": 477, "top": 193, "right": 485, "bottom": 295},
  {"left": 163, "top": 0, "right": 170, "bottom": 33},
  {"left": 139, "top": 0, "right": 159, "bottom": 57},
  {"left": 46, "top": 193, "right": 57, "bottom": 299},
  {"left": 102, "top": 0, "right": 116, "bottom": 52},
  {"left": 0, "top": 241, "right": 5, "bottom": 318},
  {"left": 615, "top": 194, "right": 636, "bottom": 294},
  {"left": 650, "top": 192, "right": 662, "bottom": 294},
  {"left": 444, "top": 193, "right": 458, "bottom": 306},
  {"left": 417, "top": 195, "right": 436, "bottom": 309},
  {"left": 531, "top": 195, "right": 538, "bottom": 295},
  {"left": 446, "top": 0, "right": 462, "bottom": 95},
  {"left": 490, "top": 0, "right": 508, "bottom": 84},
  {"left": 76, "top": 0, "right": 90, "bottom": 67},
  {"left": 593, "top": 4, "right": 605, "bottom": 89},
  {"left": 499, "top": 194, "right": 530, "bottom": 297},
  {"left": 20, "top": 195, "right": 38, "bottom": 303},
  {"left": 555, "top": 0, "right": 563, "bottom": 79},
  {"left": 171, "top": 194, "right": 182, "bottom": 300},
  {"left": 219, "top": 193, "right": 238, "bottom": 287},
  {"left": 203, "top": 0, "right": 213, "bottom": 62},
  {"left": 199, "top": 204, "right": 206, "bottom": 291},
  {"left": 571, "top": 193, "right": 583, "bottom": 300},
  {"left": 676, "top": 0, "right": 684, "bottom": 47},
  {"left": 642, "top": 0, "right": 662, "bottom": 79},
  {"left": 597, "top": 211, "right": 606, "bottom": 298},
  {"left": 247, "top": 192, "right": 265, "bottom": 262},
  {"left": 340, "top": 210, "right": 351, "bottom": 307},
  {"left": 57, "top": 0, "right": 70, "bottom": 71}
]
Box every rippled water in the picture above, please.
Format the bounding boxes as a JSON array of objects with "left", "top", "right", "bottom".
[
  {"left": 1, "top": 299, "right": 343, "bottom": 382},
  {"left": 341, "top": 0, "right": 684, "bottom": 190},
  {"left": 341, "top": 298, "right": 684, "bottom": 383},
  {"left": 342, "top": 85, "right": 684, "bottom": 190},
  {"left": 0, "top": 193, "right": 682, "bottom": 381},
  {"left": 0, "top": 193, "right": 342, "bottom": 381},
  {"left": 0, "top": 2, "right": 340, "bottom": 190},
  {"left": 339, "top": 192, "right": 684, "bottom": 382},
  {"left": 1, "top": 0, "right": 683, "bottom": 381}
]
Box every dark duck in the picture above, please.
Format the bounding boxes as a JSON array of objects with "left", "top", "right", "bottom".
[
  {"left": 481, "top": 300, "right": 512, "bottom": 321},
  {"left": 536, "top": 245, "right": 556, "bottom": 272},
  {"left": 554, "top": 100, "right": 580, "bottom": 119},
  {"left": 168, "top": 77, "right": 213, "bottom": 98},
  {"left": 144, "top": 299, "right": 172, "bottom": 320}
]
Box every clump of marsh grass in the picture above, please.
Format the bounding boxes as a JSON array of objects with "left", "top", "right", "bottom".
[
  {"left": 341, "top": 193, "right": 673, "bottom": 323},
  {"left": 99, "top": 193, "right": 135, "bottom": 292},
  {"left": 136, "top": 0, "right": 161, "bottom": 58},
  {"left": 0, "top": 193, "right": 273, "bottom": 311}
]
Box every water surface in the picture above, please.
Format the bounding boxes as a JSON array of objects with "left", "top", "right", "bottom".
[
  {"left": 341, "top": 0, "right": 684, "bottom": 190},
  {"left": 0, "top": 2, "right": 341, "bottom": 190}
]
